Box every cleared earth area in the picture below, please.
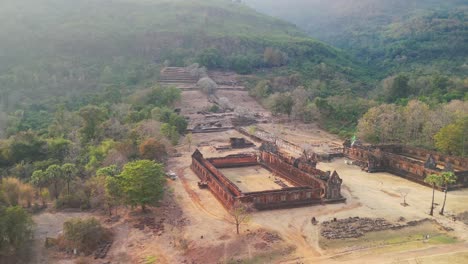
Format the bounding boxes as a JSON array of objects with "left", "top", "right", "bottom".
[{"left": 219, "top": 165, "right": 295, "bottom": 192}]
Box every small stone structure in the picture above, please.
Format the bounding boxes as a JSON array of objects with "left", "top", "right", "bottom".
[
  {"left": 343, "top": 141, "right": 468, "bottom": 189},
  {"left": 190, "top": 144, "right": 345, "bottom": 210},
  {"left": 214, "top": 137, "right": 255, "bottom": 150}
]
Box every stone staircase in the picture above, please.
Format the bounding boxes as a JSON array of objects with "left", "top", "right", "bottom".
[
  {"left": 159, "top": 67, "right": 245, "bottom": 91},
  {"left": 159, "top": 67, "right": 198, "bottom": 85}
]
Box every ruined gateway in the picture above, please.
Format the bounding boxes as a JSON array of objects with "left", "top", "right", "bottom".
[{"left": 191, "top": 144, "right": 345, "bottom": 210}]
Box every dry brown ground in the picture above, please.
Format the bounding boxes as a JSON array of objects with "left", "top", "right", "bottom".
[{"left": 220, "top": 165, "right": 295, "bottom": 192}]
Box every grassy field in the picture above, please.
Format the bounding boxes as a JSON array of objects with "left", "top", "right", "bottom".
[{"left": 319, "top": 221, "right": 458, "bottom": 253}]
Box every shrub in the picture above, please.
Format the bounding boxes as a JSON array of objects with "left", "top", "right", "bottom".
[
  {"left": 197, "top": 77, "right": 218, "bottom": 95},
  {"left": 0, "top": 206, "right": 34, "bottom": 256},
  {"left": 1, "top": 177, "right": 21, "bottom": 206},
  {"left": 209, "top": 104, "right": 220, "bottom": 113},
  {"left": 55, "top": 193, "right": 89, "bottom": 210},
  {"left": 61, "top": 218, "right": 111, "bottom": 255}
]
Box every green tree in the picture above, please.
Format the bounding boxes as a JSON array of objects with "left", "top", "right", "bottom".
[
  {"left": 268, "top": 92, "right": 293, "bottom": 117},
  {"left": 186, "top": 133, "right": 193, "bottom": 151},
  {"left": 31, "top": 170, "right": 49, "bottom": 206},
  {"left": 197, "top": 48, "right": 222, "bottom": 69},
  {"left": 228, "top": 54, "right": 254, "bottom": 74},
  {"left": 85, "top": 139, "right": 116, "bottom": 172},
  {"left": 385, "top": 74, "right": 409, "bottom": 102},
  {"left": 8, "top": 131, "right": 47, "bottom": 163},
  {"left": 61, "top": 163, "right": 77, "bottom": 196},
  {"left": 424, "top": 174, "right": 442, "bottom": 216},
  {"left": 47, "top": 138, "right": 71, "bottom": 163},
  {"left": 250, "top": 80, "right": 271, "bottom": 99},
  {"left": 117, "top": 160, "right": 165, "bottom": 212},
  {"left": 85, "top": 175, "right": 119, "bottom": 216},
  {"left": 1, "top": 178, "right": 21, "bottom": 206},
  {"left": 169, "top": 113, "right": 188, "bottom": 134},
  {"left": 45, "top": 164, "right": 63, "bottom": 199},
  {"left": 105, "top": 176, "right": 123, "bottom": 215},
  {"left": 438, "top": 172, "right": 457, "bottom": 215},
  {"left": 78, "top": 105, "right": 107, "bottom": 144},
  {"left": 160, "top": 124, "right": 179, "bottom": 145},
  {"left": 263, "top": 47, "right": 287, "bottom": 67},
  {"left": 0, "top": 206, "right": 34, "bottom": 256},
  {"left": 96, "top": 165, "right": 120, "bottom": 178},
  {"left": 434, "top": 117, "right": 468, "bottom": 156},
  {"left": 139, "top": 138, "right": 167, "bottom": 162}
]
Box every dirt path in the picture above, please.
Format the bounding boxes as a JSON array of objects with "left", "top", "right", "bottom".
[
  {"left": 313, "top": 242, "right": 468, "bottom": 264},
  {"left": 176, "top": 167, "right": 226, "bottom": 221}
]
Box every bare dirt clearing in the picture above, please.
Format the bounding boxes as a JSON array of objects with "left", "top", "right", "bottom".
[
  {"left": 219, "top": 165, "right": 295, "bottom": 192},
  {"left": 32, "top": 211, "right": 92, "bottom": 264}
]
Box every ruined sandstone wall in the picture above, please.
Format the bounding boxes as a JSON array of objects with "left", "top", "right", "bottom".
[
  {"left": 191, "top": 156, "right": 238, "bottom": 209},
  {"left": 344, "top": 146, "right": 468, "bottom": 188},
  {"left": 239, "top": 187, "right": 321, "bottom": 210},
  {"left": 207, "top": 155, "right": 258, "bottom": 168},
  {"left": 368, "top": 144, "right": 468, "bottom": 171},
  {"left": 400, "top": 146, "right": 468, "bottom": 170},
  {"left": 343, "top": 146, "right": 372, "bottom": 163},
  {"left": 298, "top": 162, "right": 327, "bottom": 177},
  {"left": 260, "top": 151, "right": 326, "bottom": 192},
  {"left": 383, "top": 152, "right": 439, "bottom": 184}
]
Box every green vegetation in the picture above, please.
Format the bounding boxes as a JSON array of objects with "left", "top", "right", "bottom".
[
  {"left": 0, "top": 0, "right": 363, "bottom": 114},
  {"left": 246, "top": 0, "right": 468, "bottom": 75},
  {"left": 245, "top": 0, "right": 467, "bottom": 139},
  {"left": 425, "top": 172, "right": 458, "bottom": 216},
  {"left": 0, "top": 206, "right": 34, "bottom": 256},
  {"left": 424, "top": 174, "right": 440, "bottom": 216},
  {"left": 357, "top": 100, "right": 467, "bottom": 155},
  {"left": 117, "top": 160, "right": 166, "bottom": 212}
]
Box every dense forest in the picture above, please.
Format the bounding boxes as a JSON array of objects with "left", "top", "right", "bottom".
[{"left": 245, "top": 0, "right": 468, "bottom": 75}]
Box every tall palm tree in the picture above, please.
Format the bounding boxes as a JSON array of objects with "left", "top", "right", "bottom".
[
  {"left": 31, "top": 170, "right": 50, "bottom": 206},
  {"left": 45, "top": 165, "right": 63, "bottom": 199},
  {"left": 424, "top": 173, "right": 441, "bottom": 216},
  {"left": 438, "top": 172, "right": 457, "bottom": 215},
  {"left": 62, "top": 163, "right": 78, "bottom": 196}
]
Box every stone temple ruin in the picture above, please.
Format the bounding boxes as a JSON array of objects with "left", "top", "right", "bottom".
[
  {"left": 191, "top": 143, "right": 345, "bottom": 210},
  {"left": 343, "top": 141, "right": 468, "bottom": 189},
  {"left": 159, "top": 66, "right": 270, "bottom": 134}
]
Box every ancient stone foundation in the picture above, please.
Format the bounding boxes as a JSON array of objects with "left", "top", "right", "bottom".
[{"left": 191, "top": 146, "right": 345, "bottom": 210}]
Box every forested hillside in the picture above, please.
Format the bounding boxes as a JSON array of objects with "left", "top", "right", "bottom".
[
  {"left": 243, "top": 0, "right": 467, "bottom": 141},
  {"left": 0, "top": 0, "right": 365, "bottom": 114},
  {"left": 245, "top": 0, "right": 468, "bottom": 75}
]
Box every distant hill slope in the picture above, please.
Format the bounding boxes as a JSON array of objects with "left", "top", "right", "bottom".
[
  {"left": 0, "top": 0, "right": 369, "bottom": 111},
  {"left": 245, "top": 0, "right": 468, "bottom": 76}
]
